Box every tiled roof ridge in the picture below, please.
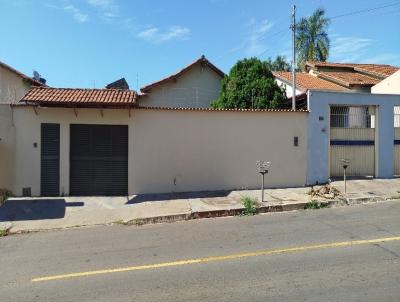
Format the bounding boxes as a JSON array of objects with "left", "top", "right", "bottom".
[
  {"left": 140, "top": 55, "right": 225, "bottom": 93},
  {"left": 137, "top": 106, "right": 308, "bottom": 112},
  {"left": 31, "top": 86, "right": 136, "bottom": 92}
]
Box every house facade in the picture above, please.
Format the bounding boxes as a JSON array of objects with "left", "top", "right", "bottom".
[
  {"left": 12, "top": 87, "right": 307, "bottom": 196},
  {"left": 2, "top": 58, "right": 400, "bottom": 197},
  {"left": 0, "top": 61, "right": 43, "bottom": 190},
  {"left": 139, "top": 55, "right": 224, "bottom": 109}
]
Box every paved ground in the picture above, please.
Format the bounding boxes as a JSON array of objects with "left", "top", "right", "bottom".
[
  {"left": 1, "top": 178, "right": 400, "bottom": 233},
  {"left": 0, "top": 201, "right": 399, "bottom": 301}
]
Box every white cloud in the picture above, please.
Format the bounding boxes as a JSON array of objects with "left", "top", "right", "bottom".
[
  {"left": 244, "top": 18, "right": 273, "bottom": 56},
  {"left": 86, "top": 0, "right": 119, "bottom": 21},
  {"left": 137, "top": 26, "right": 190, "bottom": 44},
  {"left": 64, "top": 4, "right": 89, "bottom": 23},
  {"left": 330, "top": 36, "right": 374, "bottom": 62}
]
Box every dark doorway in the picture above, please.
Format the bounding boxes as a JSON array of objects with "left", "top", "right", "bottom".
[{"left": 41, "top": 123, "right": 60, "bottom": 196}]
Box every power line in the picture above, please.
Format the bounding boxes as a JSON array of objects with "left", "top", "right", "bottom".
[
  {"left": 330, "top": 0, "right": 400, "bottom": 19},
  {"left": 216, "top": 1, "right": 400, "bottom": 63}
]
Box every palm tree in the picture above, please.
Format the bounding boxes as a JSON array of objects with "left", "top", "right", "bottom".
[{"left": 296, "top": 8, "right": 330, "bottom": 70}]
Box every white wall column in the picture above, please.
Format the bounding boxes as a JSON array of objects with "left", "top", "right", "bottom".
[{"left": 376, "top": 104, "right": 394, "bottom": 178}]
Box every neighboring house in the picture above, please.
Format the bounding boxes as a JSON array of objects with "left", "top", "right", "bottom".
[
  {"left": 0, "top": 60, "right": 44, "bottom": 191},
  {"left": 305, "top": 61, "right": 399, "bottom": 93},
  {"left": 273, "top": 71, "right": 350, "bottom": 103},
  {"left": 372, "top": 70, "right": 400, "bottom": 95},
  {"left": 274, "top": 61, "right": 399, "bottom": 126},
  {"left": 139, "top": 55, "right": 225, "bottom": 108},
  {"left": 274, "top": 61, "right": 400, "bottom": 99},
  {"left": 0, "top": 60, "right": 43, "bottom": 104}
]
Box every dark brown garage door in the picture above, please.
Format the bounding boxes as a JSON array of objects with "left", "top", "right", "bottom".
[
  {"left": 70, "top": 124, "right": 128, "bottom": 196},
  {"left": 41, "top": 123, "right": 60, "bottom": 196}
]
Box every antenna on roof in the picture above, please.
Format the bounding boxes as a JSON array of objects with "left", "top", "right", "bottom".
[
  {"left": 33, "top": 70, "right": 40, "bottom": 81},
  {"left": 33, "top": 70, "right": 46, "bottom": 85}
]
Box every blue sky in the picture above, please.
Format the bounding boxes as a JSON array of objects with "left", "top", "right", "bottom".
[{"left": 0, "top": 0, "right": 399, "bottom": 89}]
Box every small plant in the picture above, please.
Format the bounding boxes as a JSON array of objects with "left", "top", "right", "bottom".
[
  {"left": 241, "top": 196, "right": 257, "bottom": 216},
  {"left": 0, "top": 229, "right": 9, "bottom": 237},
  {"left": 0, "top": 189, "right": 12, "bottom": 206},
  {"left": 304, "top": 200, "right": 328, "bottom": 210}
]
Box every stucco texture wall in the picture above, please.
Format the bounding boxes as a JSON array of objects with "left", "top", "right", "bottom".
[
  {"left": 139, "top": 64, "right": 222, "bottom": 108},
  {"left": 0, "top": 105, "right": 15, "bottom": 191},
  {"left": 12, "top": 107, "right": 308, "bottom": 196},
  {"left": 307, "top": 90, "right": 400, "bottom": 185},
  {"left": 0, "top": 65, "right": 32, "bottom": 104},
  {"left": 372, "top": 70, "right": 400, "bottom": 95}
]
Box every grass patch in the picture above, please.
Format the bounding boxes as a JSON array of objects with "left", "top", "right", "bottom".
[
  {"left": 114, "top": 219, "right": 145, "bottom": 226},
  {"left": 304, "top": 200, "right": 329, "bottom": 210},
  {"left": 241, "top": 196, "right": 257, "bottom": 216},
  {"left": 0, "top": 229, "right": 9, "bottom": 237}
]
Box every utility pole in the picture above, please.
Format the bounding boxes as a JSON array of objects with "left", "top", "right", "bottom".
[{"left": 291, "top": 4, "right": 296, "bottom": 111}]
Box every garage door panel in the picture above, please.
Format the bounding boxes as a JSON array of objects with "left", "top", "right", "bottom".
[
  {"left": 70, "top": 125, "right": 128, "bottom": 196},
  {"left": 41, "top": 123, "right": 60, "bottom": 196}
]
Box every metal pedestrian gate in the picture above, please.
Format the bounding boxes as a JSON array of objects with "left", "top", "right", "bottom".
[{"left": 330, "top": 106, "right": 376, "bottom": 177}]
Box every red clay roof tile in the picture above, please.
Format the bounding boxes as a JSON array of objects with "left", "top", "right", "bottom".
[
  {"left": 21, "top": 87, "right": 137, "bottom": 107},
  {"left": 273, "top": 71, "right": 349, "bottom": 91},
  {"left": 306, "top": 61, "right": 399, "bottom": 78}
]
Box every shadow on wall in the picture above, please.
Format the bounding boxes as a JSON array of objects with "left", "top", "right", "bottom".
[
  {"left": 0, "top": 199, "right": 84, "bottom": 221},
  {"left": 127, "top": 190, "right": 232, "bottom": 204}
]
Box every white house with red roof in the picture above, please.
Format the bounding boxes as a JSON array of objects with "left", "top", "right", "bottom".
[{"left": 273, "top": 61, "right": 400, "bottom": 100}]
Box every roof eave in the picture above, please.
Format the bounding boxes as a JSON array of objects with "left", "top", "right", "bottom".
[{"left": 140, "top": 56, "right": 225, "bottom": 93}]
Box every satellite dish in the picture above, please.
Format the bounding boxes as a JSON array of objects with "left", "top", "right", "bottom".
[{"left": 33, "top": 70, "right": 40, "bottom": 81}]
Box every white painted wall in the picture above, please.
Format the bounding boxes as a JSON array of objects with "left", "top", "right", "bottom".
[
  {"left": 131, "top": 109, "right": 307, "bottom": 193},
  {"left": 139, "top": 64, "right": 222, "bottom": 108},
  {"left": 0, "top": 105, "right": 15, "bottom": 191},
  {"left": 372, "top": 70, "right": 400, "bottom": 94},
  {"left": 275, "top": 79, "right": 304, "bottom": 98},
  {"left": 0, "top": 65, "right": 32, "bottom": 104},
  {"left": 12, "top": 107, "right": 308, "bottom": 196},
  {"left": 307, "top": 90, "right": 400, "bottom": 185},
  {"left": 0, "top": 65, "right": 32, "bottom": 192}
]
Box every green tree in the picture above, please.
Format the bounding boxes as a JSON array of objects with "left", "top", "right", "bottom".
[
  {"left": 296, "top": 7, "right": 330, "bottom": 70},
  {"left": 266, "top": 56, "right": 291, "bottom": 71},
  {"left": 211, "top": 58, "right": 286, "bottom": 109}
]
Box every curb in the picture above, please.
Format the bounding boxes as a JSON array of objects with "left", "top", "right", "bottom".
[{"left": 128, "top": 202, "right": 312, "bottom": 226}]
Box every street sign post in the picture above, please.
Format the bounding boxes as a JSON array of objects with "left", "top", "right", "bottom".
[
  {"left": 340, "top": 158, "right": 350, "bottom": 194},
  {"left": 256, "top": 161, "right": 271, "bottom": 203}
]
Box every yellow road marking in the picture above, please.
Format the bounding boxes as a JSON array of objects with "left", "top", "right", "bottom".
[{"left": 31, "top": 236, "right": 400, "bottom": 282}]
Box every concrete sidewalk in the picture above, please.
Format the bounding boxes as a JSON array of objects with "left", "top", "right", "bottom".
[{"left": 1, "top": 179, "right": 399, "bottom": 233}]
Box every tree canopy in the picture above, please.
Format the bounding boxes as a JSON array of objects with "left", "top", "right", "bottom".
[
  {"left": 296, "top": 7, "right": 330, "bottom": 70},
  {"left": 266, "top": 56, "right": 291, "bottom": 71},
  {"left": 211, "top": 58, "right": 287, "bottom": 109}
]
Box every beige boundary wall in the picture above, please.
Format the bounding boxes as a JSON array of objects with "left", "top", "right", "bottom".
[{"left": 11, "top": 106, "right": 308, "bottom": 196}]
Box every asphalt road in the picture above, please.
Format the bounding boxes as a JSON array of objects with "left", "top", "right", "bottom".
[{"left": 1, "top": 201, "right": 400, "bottom": 302}]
